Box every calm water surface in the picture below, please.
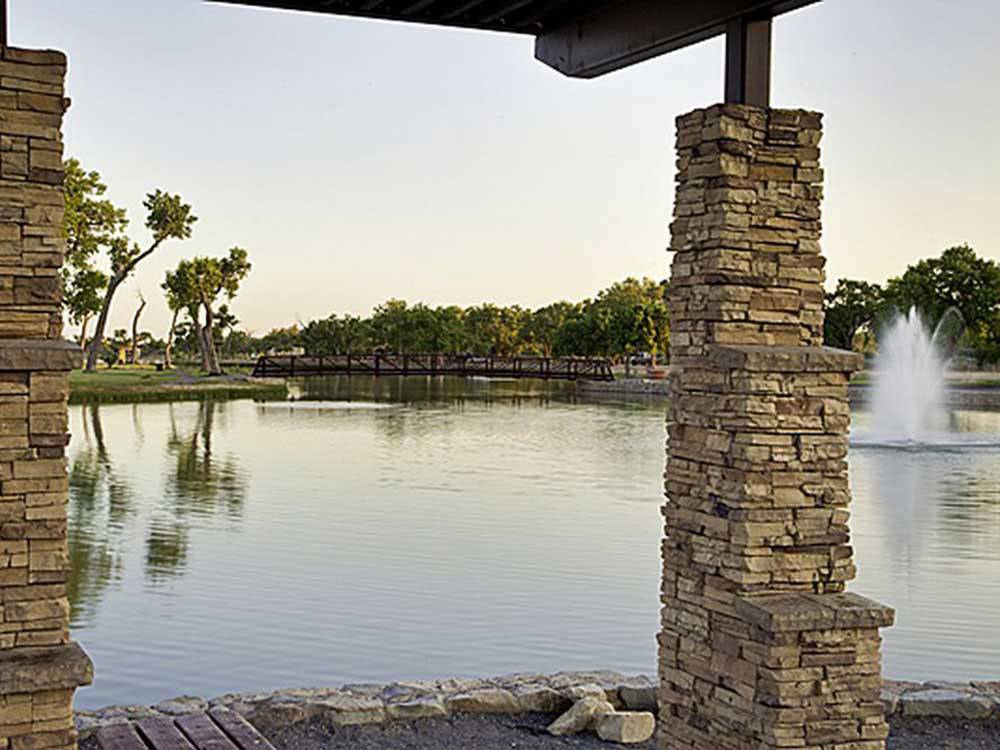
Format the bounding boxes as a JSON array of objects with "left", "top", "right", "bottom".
[{"left": 67, "top": 377, "right": 1000, "bottom": 709}]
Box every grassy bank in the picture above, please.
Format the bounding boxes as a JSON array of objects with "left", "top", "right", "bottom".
[{"left": 69, "top": 367, "right": 287, "bottom": 405}]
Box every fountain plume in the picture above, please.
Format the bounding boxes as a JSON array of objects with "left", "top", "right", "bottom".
[{"left": 868, "top": 307, "right": 961, "bottom": 443}]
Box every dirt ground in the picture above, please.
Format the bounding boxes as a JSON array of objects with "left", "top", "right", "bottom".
[{"left": 261, "top": 713, "right": 1000, "bottom": 750}]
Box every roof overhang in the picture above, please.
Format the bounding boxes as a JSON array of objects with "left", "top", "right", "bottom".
[{"left": 208, "top": 0, "right": 819, "bottom": 78}]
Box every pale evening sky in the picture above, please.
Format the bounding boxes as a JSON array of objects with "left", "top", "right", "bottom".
[{"left": 15, "top": 0, "right": 1000, "bottom": 337}]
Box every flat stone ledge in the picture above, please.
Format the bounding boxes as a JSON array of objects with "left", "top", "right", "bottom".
[
  {"left": 0, "top": 338, "right": 82, "bottom": 372},
  {"left": 0, "top": 641, "right": 93, "bottom": 695},
  {"left": 735, "top": 591, "right": 895, "bottom": 632},
  {"left": 708, "top": 344, "right": 863, "bottom": 373}
]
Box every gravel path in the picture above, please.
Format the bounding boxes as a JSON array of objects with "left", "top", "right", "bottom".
[{"left": 263, "top": 714, "right": 1000, "bottom": 750}]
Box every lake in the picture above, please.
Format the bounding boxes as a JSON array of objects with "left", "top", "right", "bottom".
[{"left": 67, "top": 377, "right": 1000, "bottom": 709}]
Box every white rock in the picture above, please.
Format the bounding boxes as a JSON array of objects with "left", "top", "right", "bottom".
[
  {"left": 547, "top": 697, "right": 615, "bottom": 736},
  {"left": 596, "top": 711, "right": 656, "bottom": 744}
]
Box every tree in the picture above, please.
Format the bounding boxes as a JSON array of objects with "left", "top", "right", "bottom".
[
  {"left": 65, "top": 268, "right": 108, "bottom": 349},
  {"left": 214, "top": 304, "right": 239, "bottom": 357},
  {"left": 823, "top": 279, "right": 884, "bottom": 351},
  {"left": 62, "top": 159, "right": 126, "bottom": 348},
  {"left": 84, "top": 190, "right": 197, "bottom": 371},
  {"left": 884, "top": 245, "right": 1000, "bottom": 331},
  {"left": 523, "top": 302, "right": 574, "bottom": 356},
  {"left": 161, "top": 265, "right": 199, "bottom": 370},
  {"left": 129, "top": 291, "right": 147, "bottom": 365},
  {"left": 883, "top": 244, "right": 1000, "bottom": 362},
  {"left": 183, "top": 247, "right": 252, "bottom": 375}
]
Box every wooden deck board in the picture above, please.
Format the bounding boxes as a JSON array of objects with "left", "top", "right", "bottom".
[
  {"left": 176, "top": 713, "right": 239, "bottom": 750},
  {"left": 208, "top": 709, "right": 274, "bottom": 750},
  {"left": 97, "top": 712, "right": 275, "bottom": 750},
  {"left": 136, "top": 717, "right": 197, "bottom": 750},
  {"left": 95, "top": 723, "right": 148, "bottom": 750}
]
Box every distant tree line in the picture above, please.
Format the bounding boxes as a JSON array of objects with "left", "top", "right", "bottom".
[
  {"left": 297, "top": 278, "right": 671, "bottom": 371},
  {"left": 825, "top": 244, "right": 1000, "bottom": 365}
]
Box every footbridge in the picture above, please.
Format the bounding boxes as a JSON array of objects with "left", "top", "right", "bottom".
[{"left": 251, "top": 353, "right": 615, "bottom": 381}]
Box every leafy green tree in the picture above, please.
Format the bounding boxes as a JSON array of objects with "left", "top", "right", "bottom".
[
  {"left": 884, "top": 245, "right": 1000, "bottom": 331},
  {"left": 85, "top": 190, "right": 197, "bottom": 371},
  {"left": 824, "top": 279, "right": 885, "bottom": 351},
  {"left": 181, "top": 247, "right": 252, "bottom": 375},
  {"left": 161, "top": 264, "right": 200, "bottom": 369},
  {"left": 522, "top": 302, "right": 574, "bottom": 356},
  {"left": 65, "top": 268, "right": 108, "bottom": 349},
  {"left": 883, "top": 244, "right": 1000, "bottom": 363},
  {"left": 62, "top": 159, "right": 126, "bottom": 348}
]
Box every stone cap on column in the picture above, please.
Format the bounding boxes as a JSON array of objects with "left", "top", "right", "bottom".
[
  {"left": 708, "top": 344, "right": 863, "bottom": 373},
  {"left": 0, "top": 339, "right": 82, "bottom": 372},
  {"left": 735, "top": 592, "right": 895, "bottom": 632},
  {"left": 0, "top": 642, "right": 93, "bottom": 696}
]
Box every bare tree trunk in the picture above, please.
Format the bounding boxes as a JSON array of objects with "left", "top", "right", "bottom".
[
  {"left": 129, "top": 292, "right": 146, "bottom": 365},
  {"left": 201, "top": 300, "right": 222, "bottom": 375},
  {"left": 78, "top": 314, "right": 91, "bottom": 351},
  {"left": 164, "top": 308, "right": 179, "bottom": 369},
  {"left": 85, "top": 277, "right": 121, "bottom": 371}
]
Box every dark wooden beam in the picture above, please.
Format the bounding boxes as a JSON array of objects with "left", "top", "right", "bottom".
[
  {"left": 0, "top": 0, "right": 7, "bottom": 46},
  {"left": 724, "top": 15, "right": 771, "bottom": 106},
  {"left": 534, "top": 0, "right": 815, "bottom": 79}
]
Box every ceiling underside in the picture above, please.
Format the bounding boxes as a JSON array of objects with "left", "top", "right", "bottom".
[
  {"left": 209, "top": 0, "right": 820, "bottom": 78},
  {"left": 209, "top": 0, "right": 611, "bottom": 35}
]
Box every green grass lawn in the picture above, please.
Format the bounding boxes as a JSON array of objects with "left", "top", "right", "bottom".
[{"left": 69, "top": 366, "right": 287, "bottom": 404}]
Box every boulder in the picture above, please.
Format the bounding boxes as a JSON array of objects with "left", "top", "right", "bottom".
[
  {"left": 445, "top": 688, "right": 519, "bottom": 714},
  {"left": 153, "top": 696, "right": 208, "bottom": 716},
  {"left": 316, "top": 693, "right": 386, "bottom": 726},
  {"left": 596, "top": 711, "right": 656, "bottom": 744},
  {"left": 245, "top": 701, "right": 320, "bottom": 735},
  {"left": 510, "top": 684, "right": 569, "bottom": 713},
  {"left": 547, "top": 697, "right": 615, "bottom": 736},
  {"left": 900, "top": 689, "right": 994, "bottom": 719},
  {"left": 385, "top": 694, "right": 447, "bottom": 720},
  {"left": 617, "top": 676, "right": 657, "bottom": 711}
]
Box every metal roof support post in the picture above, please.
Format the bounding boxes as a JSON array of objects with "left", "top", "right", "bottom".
[{"left": 724, "top": 14, "right": 771, "bottom": 106}]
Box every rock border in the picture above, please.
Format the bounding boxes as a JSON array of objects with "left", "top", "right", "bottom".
[{"left": 74, "top": 673, "right": 1000, "bottom": 740}]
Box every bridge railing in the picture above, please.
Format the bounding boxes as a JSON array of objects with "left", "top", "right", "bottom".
[{"left": 251, "top": 353, "right": 614, "bottom": 381}]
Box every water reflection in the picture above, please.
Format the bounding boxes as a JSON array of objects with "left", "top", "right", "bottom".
[
  {"left": 67, "top": 405, "right": 133, "bottom": 627},
  {"left": 851, "top": 407, "right": 1000, "bottom": 680},
  {"left": 68, "top": 401, "right": 248, "bottom": 621},
  {"left": 66, "top": 380, "right": 1000, "bottom": 708}
]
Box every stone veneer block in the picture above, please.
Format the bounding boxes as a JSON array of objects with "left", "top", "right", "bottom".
[
  {"left": 660, "top": 103, "right": 892, "bottom": 749},
  {"left": 0, "top": 45, "right": 91, "bottom": 750}
]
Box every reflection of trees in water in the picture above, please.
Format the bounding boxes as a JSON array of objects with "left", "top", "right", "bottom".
[
  {"left": 67, "top": 405, "right": 134, "bottom": 627},
  {"left": 146, "top": 402, "right": 247, "bottom": 582},
  {"left": 68, "top": 401, "right": 249, "bottom": 617}
]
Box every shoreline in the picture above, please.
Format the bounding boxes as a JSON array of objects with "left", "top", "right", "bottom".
[
  {"left": 68, "top": 368, "right": 287, "bottom": 405},
  {"left": 75, "top": 671, "right": 1000, "bottom": 740}
]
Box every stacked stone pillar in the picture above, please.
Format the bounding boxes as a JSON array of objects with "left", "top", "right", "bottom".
[
  {"left": 0, "top": 47, "right": 92, "bottom": 750},
  {"left": 660, "top": 104, "right": 893, "bottom": 749}
]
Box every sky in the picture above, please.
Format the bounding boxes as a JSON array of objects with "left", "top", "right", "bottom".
[{"left": 15, "top": 0, "right": 1000, "bottom": 337}]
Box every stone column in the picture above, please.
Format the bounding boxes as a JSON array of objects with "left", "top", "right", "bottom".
[
  {"left": 0, "top": 47, "right": 92, "bottom": 750},
  {"left": 660, "top": 104, "right": 893, "bottom": 750}
]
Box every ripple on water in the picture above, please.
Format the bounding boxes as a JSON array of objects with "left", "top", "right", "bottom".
[{"left": 65, "top": 385, "right": 1000, "bottom": 708}]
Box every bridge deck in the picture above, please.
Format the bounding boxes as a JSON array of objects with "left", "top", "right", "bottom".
[
  {"left": 251, "top": 354, "right": 615, "bottom": 381},
  {"left": 95, "top": 709, "right": 274, "bottom": 750}
]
